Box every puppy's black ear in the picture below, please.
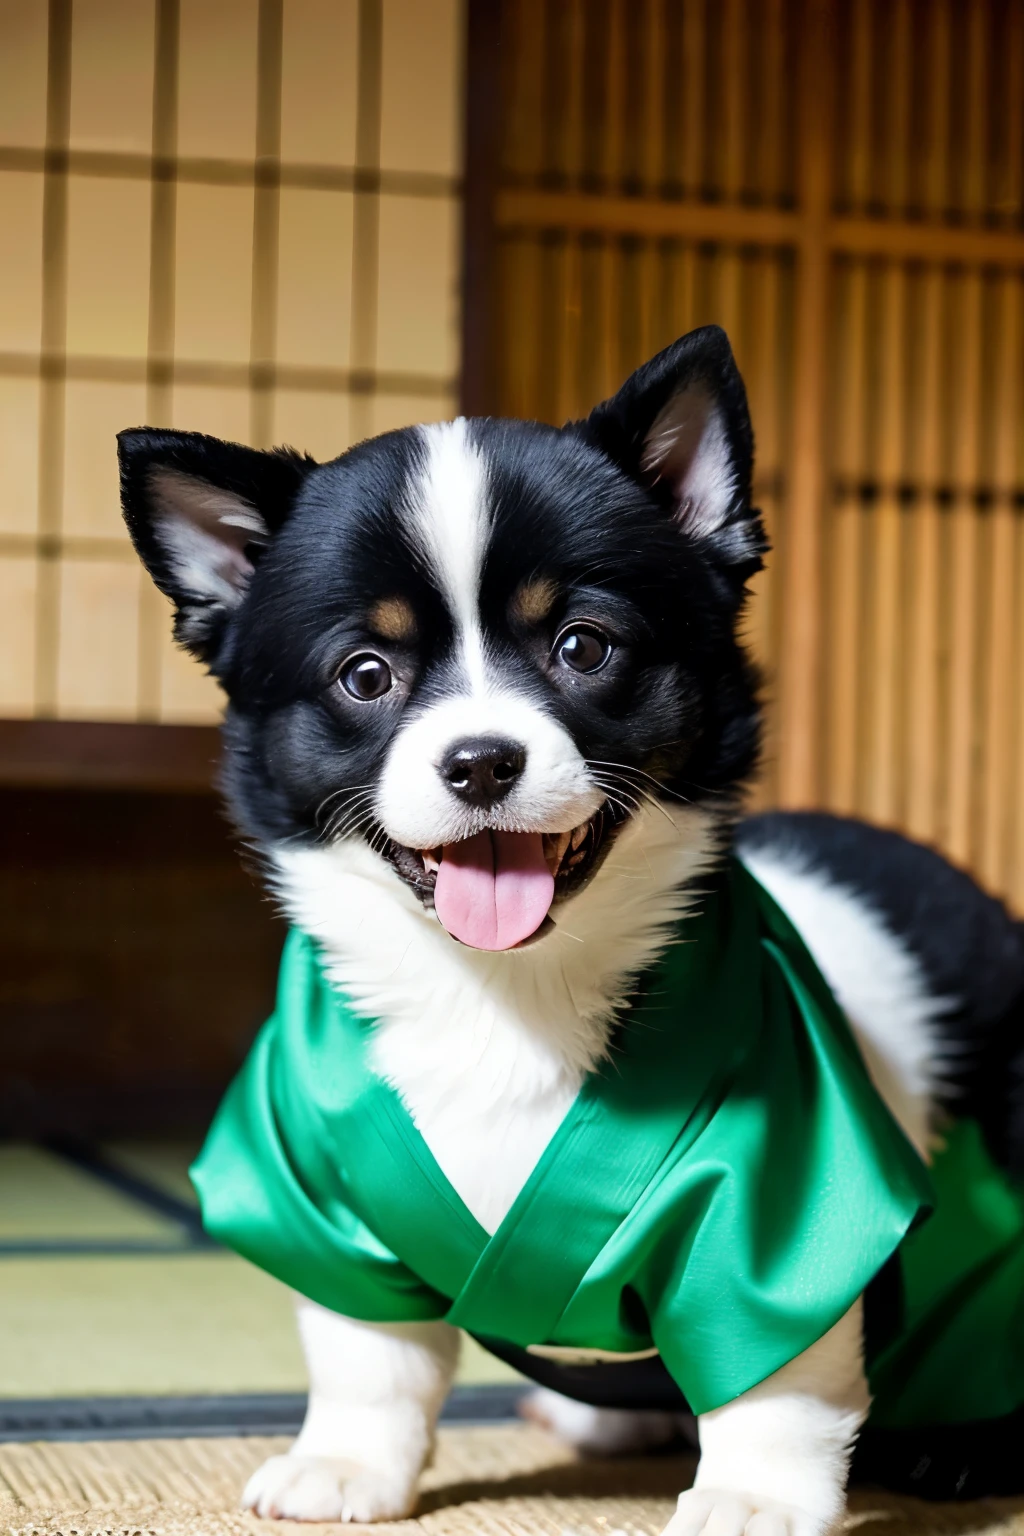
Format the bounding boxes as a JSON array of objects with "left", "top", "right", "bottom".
[
  {"left": 118, "top": 428, "right": 315, "bottom": 661},
  {"left": 576, "top": 325, "right": 766, "bottom": 577}
]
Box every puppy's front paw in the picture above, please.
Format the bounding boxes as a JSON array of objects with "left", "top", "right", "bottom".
[
  {"left": 242, "top": 1453, "right": 417, "bottom": 1523},
  {"left": 666, "top": 1488, "right": 814, "bottom": 1536}
]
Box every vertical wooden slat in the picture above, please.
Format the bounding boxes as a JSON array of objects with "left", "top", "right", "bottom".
[
  {"left": 138, "top": 0, "right": 180, "bottom": 720},
  {"left": 905, "top": 267, "right": 944, "bottom": 844},
  {"left": 720, "top": 0, "right": 745, "bottom": 205},
  {"left": 501, "top": 233, "right": 542, "bottom": 420},
  {"left": 716, "top": 0, "right": 745, "bottom": 359},
  {"left": 863, "top": 0, "right": 910, "bottom": 822},
  {"left": 347, "top": 0, "right": 383, "bottom": 446},
  {"left": 641, "top": 0, "right": 665, "bottom": 197},
  {"left": 561, "top": 0, "right": 586, "bottom": 191},
  {"left": 979, "top": 272, "right": 1020, "bottom": 891},
  {"left": 637, "top": 239, "right": 663, "bottom": 364},
  {"left": 35, "top": 0, "right": 72, "bottom": 718},
  {"left": 745, "top": 0, "right": 784, "bottom": 728},
  {"left": 922, "top": 0, "right": 951, "bottom": 219},
  {"left": 554, "top": 236, "right": 583, "bottom": 423},
  {"left": 681, "top": 0, "right": 706, "bottom": 200},
  {"left": 745, "top": 252, "right": 782, "bottom": 690},
  {"left": 460, "top": 0, "right": 505, "bottom": 416},
  {"left": 596, "top": 237, "right": 621, "bottom": 402},
  {"left": 590, "top": 3, "right": 626, "bottom": 400},
  {"left": 945, "top": 270, "right": 982, "bottom": 866},
  {"left": 828, "top": 262, "right": 868, "bottom": 814},
  {"left": 865, "top": 267, "right": 906, "bottom": 824},
  {"left": 944, "top": 5, "right": 988, "bottom": 864},
  {"left": 668, "top": 242, "right": 697, "bottom": 345},
  {"left": 757, "top": 0, "right": 785, "bottom": 205},
  {"left": 777, "top": 0, "right": 832, "bottom": 806},
  {"left": 503, "top": 0, "right": 546, "bottom": 187},
  {"left": 825, "top": 0, "right": 871, "bottom": 814},
  {"left": 961, "top": 0, "right": 989, "bottom": 225},
  {"left": 1015, "top": 517, "right": 1024, "bottom": 914},
  {"left": 747, "top": 253, "right": 784, "bottom": 809},
  {"left": 846, "top": 0, "right": 872, "bottom": 214},
  {"left": 604, "top": 0, "right": 626, "bottom": 196},
  {"left": 249, "top": 0, "right": 284, "bottom": 450},
  {"left": 885, "top": 0, "right": 911, "bottom": 215},
  {"left": 999, "top": 1, "right": 1024, "bottom": 229},
  {"left": 904, "top": 2, "right": 950, "bottom": 842}
]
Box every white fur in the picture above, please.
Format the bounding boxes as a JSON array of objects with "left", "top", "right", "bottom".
[
  {"left": 243, "top": 1301, "right": 459, "bottom": 1521},
  {"left": 274, "top": 801, "right": 721, "bottom": 1231},
  {"left": 377, "top": 419, "right": 602, "bottom": 851},
  {"left": 739, "top": 847, "right": 947, "bottom": 1159},
  {"left": 375, "top": 690, "right": 603, "bottom": 854},
  {"left": 405, "top": 419, "right": 490, "bottom": 692},
  {"left": 677, "top": 1302, "right": 869, "bottom": 1536}
]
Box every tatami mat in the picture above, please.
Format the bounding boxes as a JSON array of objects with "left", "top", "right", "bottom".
[
  {"left": 0, "top": 1143, "right": 519, "bottom": 1398},
  {"left": 2, "top": 1424, "right": 1024, "bottom": 1536}
]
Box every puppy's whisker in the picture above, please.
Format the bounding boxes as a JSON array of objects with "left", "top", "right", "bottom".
[{"left": 587, "top": 757, "right": 692, "bottom": 807}]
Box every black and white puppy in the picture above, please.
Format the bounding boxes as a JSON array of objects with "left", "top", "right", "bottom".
[{"left": 118, "top": 327, "right": 1024, "bottom": 1534}]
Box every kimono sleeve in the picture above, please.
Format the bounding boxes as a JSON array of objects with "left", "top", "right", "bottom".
[
  {"left": 637, "top": 933, "right": 932, "bottom": 1416},
  {"left": 191, "top": 1017, "right": 451, "bottom": 1324}
]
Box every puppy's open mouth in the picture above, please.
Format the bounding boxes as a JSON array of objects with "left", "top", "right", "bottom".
[{"left": 385, "top": 809, "right": 609, "bottom": 951}]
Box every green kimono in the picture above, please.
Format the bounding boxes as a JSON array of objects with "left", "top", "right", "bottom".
[{"left": 191, "top": 859, "right": 1024, "bottom": 1453}]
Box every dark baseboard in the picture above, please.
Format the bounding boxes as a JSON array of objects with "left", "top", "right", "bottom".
[
  {"left": 0, "top": 720, "right": 221, "bottom": 792},
  {"left": 0, "top": 1385, "right": 528, "bottom": 1442}
]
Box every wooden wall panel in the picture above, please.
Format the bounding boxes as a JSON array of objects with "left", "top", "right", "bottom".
[{"left": 488, "top": 0, "right": 1024, "bottom": 911}]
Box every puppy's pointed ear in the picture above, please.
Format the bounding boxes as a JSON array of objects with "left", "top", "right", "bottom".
[
  {"left": 576, "top": 325, "right": 766, "bottom": 577},
  {"left": 118, "top": 428, "right": 315, "bottom": 661}
]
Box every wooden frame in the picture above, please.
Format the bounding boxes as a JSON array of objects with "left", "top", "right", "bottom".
[
  {"left": 460, "top": 0, "right": 504, "bottom": 417},
  {"left": 0, "top": 721, "right": 220, "bottom": 792}
]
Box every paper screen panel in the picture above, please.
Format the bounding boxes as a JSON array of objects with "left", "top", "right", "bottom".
[{"left": 0, "top": 0, "right": 463, "bottom": 729}]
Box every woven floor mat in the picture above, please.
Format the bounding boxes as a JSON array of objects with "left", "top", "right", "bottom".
[{"left": 1, "top": 1424, "right": 1023, "bottom": 1536}]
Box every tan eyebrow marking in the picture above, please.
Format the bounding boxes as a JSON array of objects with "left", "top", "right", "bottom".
[
  {"left": 368, "top": 596, "right": 417, "bottom": 642},
  {"left": 511, "top": 577, "right": 559, "bottom": 626}
]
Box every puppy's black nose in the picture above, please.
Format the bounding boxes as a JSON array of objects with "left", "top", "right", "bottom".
[{"left": 439, "top": 736, "right": 526, "bottom": 806}]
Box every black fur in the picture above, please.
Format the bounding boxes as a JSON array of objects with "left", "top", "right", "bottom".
[
  {"left": 119, "top": 327, "right": 766, "bottom": 851},
  {"left": 118, "top": 427, "right": 314, "bottom": 661},
  {"left": 119, "top": 330, "right": 1024, "bottom": 1180},
  {"left": 738, "top": 811, "right": 1024, "bottom": 1174}
]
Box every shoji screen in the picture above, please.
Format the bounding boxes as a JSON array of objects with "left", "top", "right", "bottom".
[
  {"left": 488, "top": 0, "right": 1024, "bottom": 910},
  {"left": 0, "top": 0, "right": 463, "bottom": 727}
]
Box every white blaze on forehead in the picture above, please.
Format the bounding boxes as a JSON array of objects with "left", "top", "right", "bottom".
[{"left": 406, "top": 418, "right": 491, "bottom": 689}]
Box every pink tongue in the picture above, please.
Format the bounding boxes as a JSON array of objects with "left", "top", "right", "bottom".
[{"left": 433, "top": 830, "right": 555, "bottom": 950}]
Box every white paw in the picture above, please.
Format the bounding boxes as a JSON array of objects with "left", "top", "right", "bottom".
[
  {"left": 665, "top": 1488, "right": 813, "bottom": 1536},
  {"left": 242, "top": 1453, "right": 417, "bottom": 1523}
]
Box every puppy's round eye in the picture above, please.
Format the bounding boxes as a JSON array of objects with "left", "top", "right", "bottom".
[
  {"left": 555, "top": 626, "right": 612, "bottom": 674},
  {"left": 339, "top": 654, "right": 393, "bottom": 700}
]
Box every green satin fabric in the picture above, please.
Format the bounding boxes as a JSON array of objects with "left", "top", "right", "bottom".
[
  {"left": 868, "top": 1116, "right": 1024, "bottom": 1427},
  {"left": 191, "top": 859, "right": 946, "bottom": 1417}
]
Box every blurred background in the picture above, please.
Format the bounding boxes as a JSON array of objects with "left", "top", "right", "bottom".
[{"left": 0, "top": 0, "right": 1022, "bottom": 1416}]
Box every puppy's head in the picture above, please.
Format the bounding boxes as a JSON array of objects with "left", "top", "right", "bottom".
[{"left": 119, "top": 326, "right": 765, "bottom": 952}]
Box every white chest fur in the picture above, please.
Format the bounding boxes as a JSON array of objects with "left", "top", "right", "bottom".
[
  {"left": 272, "top": 805, "right": 719, "bottom": 1234},
  {"left": 372, "top": 1023, "right": 583, "bottom": 1233}
]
